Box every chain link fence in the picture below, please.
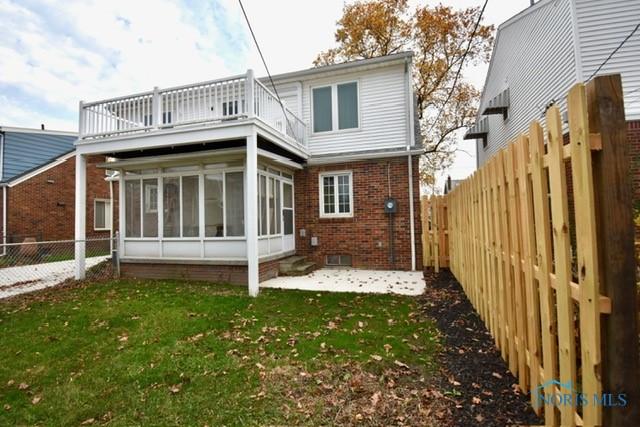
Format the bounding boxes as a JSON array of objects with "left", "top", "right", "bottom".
[{"left": 0, "top": 236, "right": 119, "bottom": 299}]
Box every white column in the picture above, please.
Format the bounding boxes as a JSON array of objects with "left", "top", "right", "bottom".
[
  {"left": 75, "top": 153, "right": 87, "bottom": 279},
  {"left": 245, "top": 130, "right": 259, "bottom": 297}
]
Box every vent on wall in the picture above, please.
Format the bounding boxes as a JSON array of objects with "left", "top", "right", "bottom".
[{"left": 326, "top": 255, "right": 352, "bottom": 266}]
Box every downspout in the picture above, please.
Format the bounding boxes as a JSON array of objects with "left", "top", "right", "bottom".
[
  {"left": 109, "top": 178, "right": 114, "bottom": 253},
  {"left": 405, "top": 56, "right": 417, "bottom": 271}
]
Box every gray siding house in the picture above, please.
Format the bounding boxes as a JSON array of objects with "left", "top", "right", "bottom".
[{"left": 466, "top": 0, "right": 640, "bottom": 166}]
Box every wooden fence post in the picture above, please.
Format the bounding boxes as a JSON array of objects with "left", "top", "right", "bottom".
[{"left": 587, "top": 74, "right": 639, "bottom": 426}]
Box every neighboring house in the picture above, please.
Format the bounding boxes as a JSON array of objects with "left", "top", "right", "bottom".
[
  {"left": 465, "top": 0, "right": 640, "bottom": 196},
  {"left": 0, "top": 126, "right": 113, "bottom": 245},
  {"left": 73, "top": 52, "right": 422, "bottom": 295}
]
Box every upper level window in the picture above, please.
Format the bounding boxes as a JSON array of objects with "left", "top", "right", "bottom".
[
  {"left": 319, "top": 171, "right": 353, "bottom": 218},
  {"left": 312, "top": 82, "right": 358, "bottom": 133}
]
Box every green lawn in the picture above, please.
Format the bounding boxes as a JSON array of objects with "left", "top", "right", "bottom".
[{"left": 0, "top": 280, "right": 438, "bottom": 426}]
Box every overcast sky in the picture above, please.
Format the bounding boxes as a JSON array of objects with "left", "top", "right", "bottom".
[{"left": 0, "top": 0, "right": 531, "bottom": 183}]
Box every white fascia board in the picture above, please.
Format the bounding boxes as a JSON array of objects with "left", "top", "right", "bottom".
[
  {"left": 0, "top": 126, "right": 77, "bottom": 137},
  {"left": 7, "top": 150, "right": 76, "bottom": 187},
  {"left": 266, "top": 52, "right": 413, "bottom": 84},
  {"left": 75, "top": 121, "right": 254, "bottom": 155},
  {"left": 97, "top": 147, "right": 247, "bottom": 170},
  {"left": 75, "top": 120, "right": 310, "bottom": 160},
  {"left": 256, "top": 148, "right": 303, "bottom": 170},
  {"left": 307, "top": 147, "right": 424, "bottom": 165}
]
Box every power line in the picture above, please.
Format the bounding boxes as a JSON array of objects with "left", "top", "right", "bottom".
[
  {"left": 238, "top": 0, "right": 293, "bottom": 136},
  {"left": 587, "top": 21, "right": 640, "bottom": 82},
  {"left": 428, "top": 0, "right": 489, "bottom": 134}
]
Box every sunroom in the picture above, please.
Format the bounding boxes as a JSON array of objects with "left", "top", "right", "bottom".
[
  {"left": 114, "top": 152, "right": 296, "bottom": 262},
  {"left": 73, "top": 69, "right": 308, "bottom": 296}
]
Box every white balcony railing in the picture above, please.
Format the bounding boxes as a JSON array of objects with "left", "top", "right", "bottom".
[{"left": 79, "top": 70, "right": 307, "bottom": 148}]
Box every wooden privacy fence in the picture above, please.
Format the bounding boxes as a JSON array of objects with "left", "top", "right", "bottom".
[{"left": 422, "top": 75, "right": 639, "bottom": 426}]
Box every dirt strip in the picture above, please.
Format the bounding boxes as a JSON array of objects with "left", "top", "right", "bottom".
[{"left": 418, "top": 269, "right": 543, "bottom": 427}]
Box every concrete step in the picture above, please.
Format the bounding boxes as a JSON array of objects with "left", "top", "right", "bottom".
[
  {"left": 279, "top": 255, "right": 307, "bottom": 269},
  {"left": 279, "top": 256, "right": 316, "bottom": 276},
  {"left": 281, "top": 261, "right": 317, "bottom": 276}
]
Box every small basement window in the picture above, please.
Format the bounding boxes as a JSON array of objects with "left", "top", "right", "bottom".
[{"left": 326, "top": 255, "right": 352, "bottom": 266}]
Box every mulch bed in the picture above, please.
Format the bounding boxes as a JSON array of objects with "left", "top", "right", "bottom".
[{"left": 418, "top": 269, "right": 543, "bottom": 427}]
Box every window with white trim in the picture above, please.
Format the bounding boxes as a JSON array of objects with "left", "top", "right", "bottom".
[
  {"left": 319, "top": 171, "right": 353, "bottom": 217},
  {"left": 312, "top": 81, "right": 359, "bottom": 133},
  {"left": 94, "top": 199, "right": 111, "bottom": 231}
]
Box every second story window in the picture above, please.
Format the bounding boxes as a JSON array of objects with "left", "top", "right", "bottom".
[{"left": 312, "top": 81, "right": 359, "bottom": 133}]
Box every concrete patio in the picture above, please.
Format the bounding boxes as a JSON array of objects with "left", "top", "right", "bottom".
[{"left": 260, "top": 268, "right": 425, "bottom": 296}]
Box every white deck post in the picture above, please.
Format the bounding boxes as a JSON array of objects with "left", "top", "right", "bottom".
[
  {"left": 245, "top": 69, "right": 255, "bottom": 118},
  {"left": 245, "top": 130, "right": 259, "bottom": 296},
  {"left": 75, "top": 153, "right": 87, "bottom": 279}
]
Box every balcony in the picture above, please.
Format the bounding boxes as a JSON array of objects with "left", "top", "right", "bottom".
[{"left": 78, "top": 70, "right": 306, "bottom": 150}]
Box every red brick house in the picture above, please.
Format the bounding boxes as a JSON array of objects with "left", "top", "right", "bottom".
[
  {"left": 73, "top": 52, "right": 423, "bottom": 295},
  {"left": 0, "top": 127, "right": 113, "bottom": 246}
]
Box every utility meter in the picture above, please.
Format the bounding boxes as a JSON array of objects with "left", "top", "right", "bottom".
[{"left": 384, "top": 197, "right": 397, "bottom": 214}]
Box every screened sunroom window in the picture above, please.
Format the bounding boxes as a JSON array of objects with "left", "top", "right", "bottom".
[
  {"left": 125, "top": 181, "right": 141, "bottom": 237},
  {"left": 224, "top": 172, "right": 244, "bottom": 236}
]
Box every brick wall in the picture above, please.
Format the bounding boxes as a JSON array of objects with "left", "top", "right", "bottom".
[
  {"left": 121, "top": 257, "right": 282, "bottom": 285},
  {"left": 5, "top": 154, "right": 113, "bottom": 242},
  {"left": 294, "top": 155, "right": 422, "bottom": 271}
]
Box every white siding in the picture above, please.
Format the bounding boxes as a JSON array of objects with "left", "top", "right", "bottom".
[
  {"left": 477, "top": 0, "right": 577, "bottom": 165},
  {"left": 271, "top": 64, "right": 409, "bottom": 156},
  {"left": 575, "top": 0, "right": 640, "bottom": 119}
]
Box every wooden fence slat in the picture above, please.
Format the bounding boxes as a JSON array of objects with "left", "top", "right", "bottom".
[
  {"left": 529, "top": 121, "right": 559, "bottom": 425},
  {"left": 490, "top": 157, "right": 506, "bottom": 354},
  {"left": 546, "top": 105, "right": 578, "bottom": 426},
  {"left": 517, "top": 134, "right": 542, "bottom": 414},
  {"left": 497, "top": 150, "right": 517, "bottom": 373},
  {"left": 568, "top": 84, "right": 602, "bottom": 426},
  {"left": 506, "top": 142, "right": 528, "bottom": 390}
]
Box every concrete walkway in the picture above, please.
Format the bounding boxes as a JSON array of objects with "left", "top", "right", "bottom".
[
  {"left": 260, "top": 268, "right": 425, "bottom": 296},
  {"left": 0, "top": 256, "right": 109, "bottom": 300}
]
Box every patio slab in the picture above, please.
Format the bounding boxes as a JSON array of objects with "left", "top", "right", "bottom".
[{"left": 260, "top": 268, "right": 425, "bottom": 296}]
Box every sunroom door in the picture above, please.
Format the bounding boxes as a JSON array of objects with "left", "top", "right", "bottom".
[{"left": 282, "top": 182, "right": 294, "bottom": 252}]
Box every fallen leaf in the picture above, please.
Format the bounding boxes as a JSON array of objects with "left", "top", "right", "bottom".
[
  {"left": 370, "top": 354, "right": 383, "bottom": 361},
  {"left": 18, "top": 383, "right": 29, "bottom": 390},
  {"left": 475, "top": 414, "right": 485, "bottom": 423},
  {"left": 472, "top": 396, "right": 481, "bottom": 404},
  {"left": 370, "top": 391, "right": 381, "bottom": 407},
  {"left": 320, "top": 342, "right": 326, "bottom": 349},
  {"left": 3, "top": 404, "right": 10, "bottom": 411},
  {"left": 255, "top": 363, "right": 265, "bottom": 370},
  {"left": 118, "top": 335, "right": 128, "bottom": 342},
  {"left": 6, "top": 380, "right": 14, "bottom": 387},
  {"left": 393, "top": 360, "right": 410, "bottom": 369},
  {"left": 81, "top": 418, "right": 95, "bottom": 425},
  {"left": 491, "top": 372, "right": 502, "bottom": 379},
  {"left": 31, "top": 396, "right": 41, "bottom": 405},
  {"left": 169, "top": 384, "right": 181, "bottom": 394}
]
